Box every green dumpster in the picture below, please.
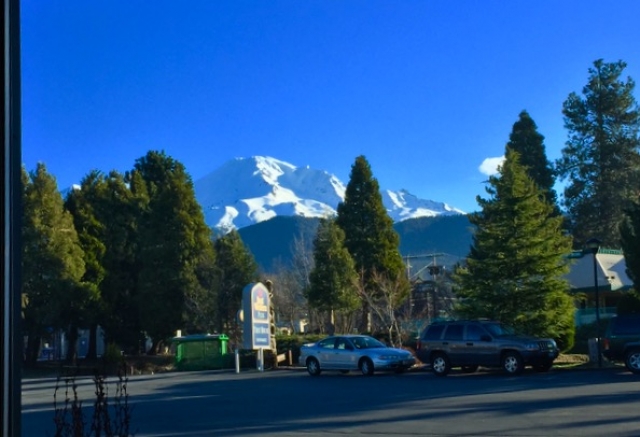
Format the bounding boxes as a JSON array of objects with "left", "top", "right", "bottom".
[{"left": 172, "top": 334, "right": 230, "bottom": 371}]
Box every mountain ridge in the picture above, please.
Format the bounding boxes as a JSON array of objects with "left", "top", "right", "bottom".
[{"left": 194, "top": 156, "right": 465, "bottom": 232}]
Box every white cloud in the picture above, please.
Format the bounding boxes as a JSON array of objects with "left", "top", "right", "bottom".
[{"left": 479, "top": 156, "right": 505, "bottom": 176}]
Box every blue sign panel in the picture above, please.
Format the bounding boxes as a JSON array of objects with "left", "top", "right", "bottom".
[
  {"left": 242, "top": 282, "right": 272, "bottom": 350},
  {"left": 252, "top": 323, "right": 271, "bottom": 347}
]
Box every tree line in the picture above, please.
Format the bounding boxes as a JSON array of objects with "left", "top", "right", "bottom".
[
  {"left": 23, "top": 59, "right": 640, "bottom": 360},
  {"left": 22, "top": 151, "right": 259, "bottom": 364},
  {"left": 290, "top": 58, "right": 640, "bottom": 351}
]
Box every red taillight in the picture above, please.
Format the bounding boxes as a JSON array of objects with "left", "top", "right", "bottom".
[
  {"left": 416, "top": 339, "right": 422, "bottom": 350},
  {"left": 603, "top": 338, "right": 610, "bottom": 350}
]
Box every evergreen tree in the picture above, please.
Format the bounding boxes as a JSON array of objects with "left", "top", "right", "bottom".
[
  {"left": 336, "top": 156, "right": 408, "bottom": 331},
  {"left": 213, "top": 230, "right": 259, "bottom": 334},
  {"left": 130, "top": 151, "right": 215, "bottom": 353},
  {"left": 98, "top": 171, "right": 146, "bottom": 352},
  {"left": 336, "top": 156, "right": 409, "bottom": 331},
  {"left": 620, "top": 195, "right": 640, "bottom": 288},
  {"left": 66, "top": 170, "right": 146, "bottom": 354},
  {"left": 307, "top": 218, "right": 359, "bottom": 329},
  {"left": 21, "top": 164, "right": 95, "bottom": 364},
  {"left": 556, "top": 59, "right": 640, "bottom": 248},
  {"left": 454, "top": 149, "right": 576, "bottom": 351},
  {"left": 64, "top": 171, "right": 107, "bottom": 360},
  {"left": 506, "top": 110, "right": 558, "bottom": 209}
]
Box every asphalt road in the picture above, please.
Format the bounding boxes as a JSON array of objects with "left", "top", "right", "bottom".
[{"left": 22, "top": 366, "right": 640, "bottom": 436}]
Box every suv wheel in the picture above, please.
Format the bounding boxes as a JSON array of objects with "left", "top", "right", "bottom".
[
  {"left": 625, "top": 349, "right": 640, "bottom": 374},
  {"left": 502, "top": 351, "right": 524, "bottom": 375},
  {"left": 431, "top": 352, "right": 451, "bottom": 376}
]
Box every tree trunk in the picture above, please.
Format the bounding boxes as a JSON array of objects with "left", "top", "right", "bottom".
[
  {"left": 358, "top": 302, "right": 372, "bottom": 333},
  {"left": 85, "top": 323, "right": 98, "bottom": 360},
  {"left": 65, "top": 325, "right": 79, "bottom": 365},
  {"left": 25, "top": 333, "right": 41, "bottom": 366}
]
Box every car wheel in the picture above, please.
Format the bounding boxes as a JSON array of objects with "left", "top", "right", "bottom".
[
  {"left": 461, "top": 365, "right": 479, "bottom": 373},
  {"left": 625, "top": 350, "right": 640, "bottom": 374},
  {"left": 359, "top": 358, "right": 374, "bottom": 376},
  {"left": 533, "top": 361, "right": 553, "bottom": 372},
  {"left": 431, "top": 352, "right": 451, "bottom": 376},
  {"left": 502, "top": 351, "right": 524, "bottom": 375},
  {"left": 306, "top": 358, "right": 321, "bottom": 376}
]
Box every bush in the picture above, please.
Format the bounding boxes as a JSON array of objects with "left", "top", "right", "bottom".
[
  {"left": 617, "top": 290, "right": 640, "bottom": 315},
  {"left": 274, "top": 334, "right": 324, "bottom": 365},
  {"left": 570, "top": 319, "right": 611, "bottom": 354}
]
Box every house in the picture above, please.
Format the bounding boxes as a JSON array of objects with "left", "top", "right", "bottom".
[{"left": 565, "top": 248, "right": 634, "bottom": 326}]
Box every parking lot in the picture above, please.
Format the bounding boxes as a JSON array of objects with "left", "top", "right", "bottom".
[{"left": 22, "top": 366, "right": 640, "bottom": 436}]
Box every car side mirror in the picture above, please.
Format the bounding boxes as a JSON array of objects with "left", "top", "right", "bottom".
[{"left": 480, "top": 335, "right": 492, "bottom": 342}]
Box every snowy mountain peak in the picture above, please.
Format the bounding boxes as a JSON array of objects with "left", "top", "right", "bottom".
[{"left": 194, "top": 156, "right": 464, "bottom": 232}]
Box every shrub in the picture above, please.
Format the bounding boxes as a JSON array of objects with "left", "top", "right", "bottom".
[
  {"left": 617, "top": 290, "right": 640, "bottom": 315},
  {"left": 571, "top": 319, "right": 611, "bottom": 354}
]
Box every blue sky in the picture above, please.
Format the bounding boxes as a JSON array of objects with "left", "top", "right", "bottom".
[{"left": 21, "top": 1, "right": 640, "bottom": 213}]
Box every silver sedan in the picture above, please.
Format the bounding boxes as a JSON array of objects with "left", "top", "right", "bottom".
[{"left": 299, "top": 334, "right": 415, "bottom": 376}]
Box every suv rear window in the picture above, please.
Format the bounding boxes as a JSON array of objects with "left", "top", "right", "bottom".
[{"left": 424, "top": 324, "right": 445, "bottom": 340}]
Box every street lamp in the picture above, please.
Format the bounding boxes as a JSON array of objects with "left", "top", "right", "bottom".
[{"left": 584, "top": 238, "right": 602, "bottom": 368}]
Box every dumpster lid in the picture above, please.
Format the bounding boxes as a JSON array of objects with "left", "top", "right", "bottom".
[{"left": 171, "top": 333, "right": 229, "bottom": 343}]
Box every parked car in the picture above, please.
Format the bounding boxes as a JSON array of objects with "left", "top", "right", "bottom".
[
  {"left": 602, "top": 314, "right": 640, "bottom": 374},
  {"left": 299, "top": 334, "right": 415, "bottom": 376},
  {"left": 415, "top": 320, "right": 559, "bottom": 376}
]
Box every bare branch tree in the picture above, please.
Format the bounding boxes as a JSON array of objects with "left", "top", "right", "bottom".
[{"left": 356, "top": 270, "right": 410, "bottom": 348}]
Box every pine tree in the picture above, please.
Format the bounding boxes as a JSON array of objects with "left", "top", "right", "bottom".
[
  {"left": 621, "top": 195, "right": 640, "bottom": 288},
  {"left": 506, "top": 110, "right": 558, "bottom": 209},
  {"left": 455, "top": 149, "right": 576, "bottom": 350},
  {"left": 65, "top": 170, "right": 147, "bottom": 354},
  {"left": 556, "top": 59, "right": 640, "bottom": 248},
  {"left": 336, "top": 155, "right": 408, "bottom": 331},
  {"left": 64, "top": 170, "right": 107, "bottom": 359},
  {"left": 307, "top": 218, "right": 359, "bottom": 330},
  {"left": 130, "top": 151, "right": 215, "bottom": 353},
  {"left": 98, "top": 171, "right": 146, "bottom": 352},
  {"left": 213, "top": 230, "right": 258, "bottom": 334},
  {"left": 22, "top": 164, "right": 95, "bottom": 364}
]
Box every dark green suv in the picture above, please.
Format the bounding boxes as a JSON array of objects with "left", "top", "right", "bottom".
[
  {"left": 415, "top": 320, "right": 559, "bottom": 376},
  {"left": 602, "top": 315, "right": 640, "bottom": 374}
]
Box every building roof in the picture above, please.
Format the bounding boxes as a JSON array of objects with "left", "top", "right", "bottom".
[{"left": 565, "top": 251, "right": 633, "bottom": 293}]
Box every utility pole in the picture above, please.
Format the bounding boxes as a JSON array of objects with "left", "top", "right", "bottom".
[{"left": 403, "top": 253, "right": 444, "bottom": 322}]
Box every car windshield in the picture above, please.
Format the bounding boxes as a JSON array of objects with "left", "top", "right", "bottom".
[
  {"left": 484, "top": 323, "right": 516, "bottom": 337},
  {"left": 351, "top": 336, "right": 386, "bottom": 349}
]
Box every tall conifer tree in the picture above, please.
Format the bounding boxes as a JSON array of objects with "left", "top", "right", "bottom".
[
  {"left": 506, "top": 110, "right": 558, "bottom": 209},
  {"left": 336, "top": 156, "right": 408, "bottom": 331},
  {"left": 307, "top": 218, "right": 359, "bottom": 327},
  {"left": 64, "top": 170, "right": 107, "bottom": 359},
  {"left": 22, "top": 164, "right": 94, "bottom": 363},
  {"left": 556, "top": 59, "right": 640, "bottom": 248},
  {"left": 455, "top": 149, "right": 575, "bottom": 350},
  {"left": 98, "top": 171, "right": 146, "bottom": 352},
  {"left": 130, "top": 151, "right": 215, "bottom": 352},
  {"left": 621, "top": 196, "right": 640, "bottom": 288},
  {"left": 213, "top": 230, "right": 258, "bottom": 333}
]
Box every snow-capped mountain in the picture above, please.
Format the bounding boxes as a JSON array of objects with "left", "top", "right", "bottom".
[{"left": 193, "top": 156, "right": 464, "bottom": 232}]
